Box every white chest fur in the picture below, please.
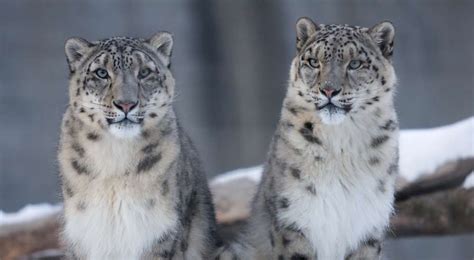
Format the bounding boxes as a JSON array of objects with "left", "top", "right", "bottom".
[
  {"left": 64, "top": 177, "right": 178, "bottom": 260},
  {"left": 62, "top": 135, "right": 179, "bottom": 260},
  {"left": 278, "top": 169, "right": 394, "bottom": 260},
  {"left": 277, "top": 114, "right": 397, "bottom": 260}
]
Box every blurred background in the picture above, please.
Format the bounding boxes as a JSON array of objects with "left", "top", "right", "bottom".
[{"left": 0, "top": 0, "right": 473, "bottom": 259}]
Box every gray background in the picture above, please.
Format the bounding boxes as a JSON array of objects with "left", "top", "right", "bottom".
[{"left": 0, "top": 0, "right": 473, "bottom": 258}]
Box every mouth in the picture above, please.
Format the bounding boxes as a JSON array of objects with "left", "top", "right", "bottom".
[
  {"left": 316, "top": 102, "right": 351, "bottom": 113},
  {"left": 106, "top": 118, "right": 142, "bottom": 126}
]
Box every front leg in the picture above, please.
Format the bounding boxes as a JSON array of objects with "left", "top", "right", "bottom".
[
  {"left": 345, "top": 238, "right": 382, "bottom": 260},
  {"left": 272, "top": 223, "right": 314, "bottom": 260},
  {"left": 142, "top": 232, "right": 183, "bottom": 260}
]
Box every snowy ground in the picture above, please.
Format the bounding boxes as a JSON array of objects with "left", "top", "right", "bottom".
[{"left": 1, "top": 117, "right": 473, "bottom": 228}]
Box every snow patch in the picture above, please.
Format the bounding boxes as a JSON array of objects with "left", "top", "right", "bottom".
[
  {"left": 0, "top": 203, "right": 61, "bottom": 227},
  {"left": 399, "top": 117, "right": 473, "bottom": 182},
  {"left": 463, "top": 172, "right": 474, "bottom": 189},
  {"left": 211, "top": 165, "right": 263, "bottom": 185}
]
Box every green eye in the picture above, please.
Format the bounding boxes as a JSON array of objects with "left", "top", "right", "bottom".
[
  {"left": 95, "top": 68, "right": 109, "bottom": 79},
  {"left": 308, "top": 58, "right": 320, "bottom": 69},
  {"left": 138, "top": 68, "right": 152, "bottom": 79},
  {"left": 348, "top": 60, "right": 362, "bottom": 70}
]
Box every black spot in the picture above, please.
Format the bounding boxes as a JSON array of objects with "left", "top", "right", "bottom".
[
  {"left": 287, "top": 106, "right": 298, "bottom": 115},
  {"left": 342, "top": 104, "right": 352, "bottom": 112},
  {"left": 161, "top": 180, "right": 169, "bottom": 196},
  {"left": 180, "top": 239, "right": 188, "bottom": 252},
  {"left": 88, "top": 114, "right": 95, "bottom": 122},
  {"left": 269, "top": 232, "right": 275, "bottom": 247},
  {"left": 369, "top": 157, "right": 380, "bottom": 165},
  {"left": 366, "top": 238, "right": 380, "bottom": 247},
  {"left": 146, "top": 198, "right": 156, "bottom": 208},
  {"left": 387, "top": 163, "right": 398, "bottom": 175},
  {"left": 71, "top": 143, "right": 85, "bottom": 157},
  {"left": 136, "top": 154, "right": 162, "bottom": 173},
  {"left": 86, "top": 132, "right": 100, "bottom": 141},
  {"left": 142, "top": 130, "right": 151, "bottom": 139},
  {"left": 290, "top": 168, "right": 301, "bottom": 179},
  {"left": 299, "top": 124, "right": 322, "bottom": 145},
  {"left": 381, "top": 77, "right": 386, "bottom": 85},
  {"left": 142, "top": 142, "right": 159, "bottom": 154},
  {"left": 156, "top": 250, "right": 175, "bottom": 258},
  {"left": 372, "top": 96, "right": 380, "bottom": 102},
  {"left": 380, "top": 119, "right": 397, "bottom": 131},
  {"left": 291, "top": 254, "right": 308, "bottom": 260},
  {"left": 282, "top": 121, "right": 295, "bottom": 129},
  {"left": 371, "top": 135, "right": 389, "bottom": 148},
  {"left": 298, "top": 91, "right": 304, "bottom": 97},
  {"left": 161, "top": 125, "right": 174, "bottom": 137},
  {"left": 77, "top": 201, "right": 86, "bottom": 211},
  {"left": 149, "top": 112, "right": 157, "bottom": 118},
  {"left": 378, "top": 179, "right": 386, "bottom": 193},
  {"left": 282, "top": 236, "right": 291, "bottom": 246},
  {"left": 64, "top": 183, "right": 74, "bottom": 197},
  {"left": 79, "top": 108, "right": 85, "bottom": 113},
  {"left": 71, "top": 160, "right": 89, "bottom": 175},
  {"left": 306, "top": 185, "right": 317, "bottom": 195},
  {"left": 279, "top": 197, "right": 290, "bottom": 209}
]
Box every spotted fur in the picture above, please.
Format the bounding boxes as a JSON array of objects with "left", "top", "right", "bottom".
[
  {"left": 218, "top": 18, "right": 399, "bottom": 260},
  {"left": 58, "top": 33, "right": 220, "bottom": 259}
]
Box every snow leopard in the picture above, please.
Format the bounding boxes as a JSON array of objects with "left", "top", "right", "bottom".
[
  {"left": 216, "top": 17, "right": 399, "bottom": 260},
  {"left": 58, "top": 33, "right": 220, "bottom": 259}
]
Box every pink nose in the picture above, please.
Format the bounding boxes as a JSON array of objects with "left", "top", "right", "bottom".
[
  {"left": 320, "top": 87, "right": 341, "bottom": 98},
  {"left": 113, "top": 100, "right": 138, "bottom": 113}
]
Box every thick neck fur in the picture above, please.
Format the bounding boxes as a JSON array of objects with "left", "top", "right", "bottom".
[
  {"left": 60, "top": 107, "right": 179, "bottom": 179},
  {"left": 276, "top": 81, "right": 398, "bottom": 170},
  {"left": 246, "top": 61, "right": 399, "bottom": 260}
]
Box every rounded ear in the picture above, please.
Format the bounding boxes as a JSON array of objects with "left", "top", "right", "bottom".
[
  {"left": 65, "top": 37, "right": 92, "bottom": 73},
  {"left": 296, "top": 17, "right": 319, "bottom": 52},
  {"left": 148, "top": 32, "right": 174, "bottom": 67},
  {"left": 369, "top": 21, "right": 395, "bottom": 59}
]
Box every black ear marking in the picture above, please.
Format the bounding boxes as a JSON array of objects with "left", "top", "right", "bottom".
[
  {"left": 296, "top": 17, "right": 319, "bottom": 52},
  {"left": 65, "top": 37, "right": 93, "bottom": 73},
  {"left": 369, "top": 21, "right": 395, "bottom": 59}
]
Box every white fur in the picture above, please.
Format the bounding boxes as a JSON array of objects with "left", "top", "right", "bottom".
[
  {"left": 64, "top": 184, "right": 177, "bottom": 259},
  {"left": 318, "top": 106, "right": 347, "bottom": 125},
  {"left": 277, "top": 99, "right": 397, "bottom": 259},
  {"left": 108, "top": 122, "right": 141, "bottom": 139},
  {"left": 62, "top": 134, "right": 179, "bottom": 259}
]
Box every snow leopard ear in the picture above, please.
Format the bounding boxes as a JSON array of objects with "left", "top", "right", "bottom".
[
  {"left": 148, "top": 32, "right": 174, "bottom": 67},
  {"left": 65, "top": 37, "right": 93, "bottom": 73},
  {"left": 296, "top": 17, "right": 319, "bottom": 52},
  {"left": 369, "top": 21, "right": 395, "bottom": 59}
]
